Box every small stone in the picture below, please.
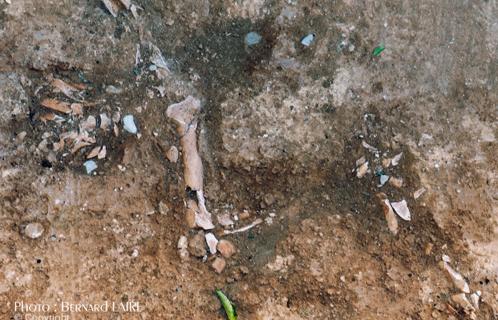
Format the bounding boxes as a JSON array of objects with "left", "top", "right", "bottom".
[
  {"left": 245, "top": 32, "right": 262, "bottom": 46},
  {"left": 356, "top": 161, "right": 369, "bottom": 178},
  {"left": 240, "top": 266, "right": 249, "bottom": 274},
  {"left": 185, "top": 206, "right": 197, "bottom": 228},
  {"left": 301, "top": 33, "right": 316, "bottom": 47},
  {"left": 99, "top": 113, "right": 112, "bottom": 130},
  {"left": 217, "top": 213, "right": 234, "bottom": 227},
  {"left": 24, "top": 223, "right": 44, "bottom": 239},
  {"left": 217, "top": 240, "right": 236, "bottom": 258},
  {"left": 123, "top": 115, "right": 138, "bottom": 134},
  {"left": 239, "top": 210, "right": 250, "bottom": 220},
  {"left": 158, "top": 201, "right": 169, "bottom": 215},
  {"left": 379, "top": 175, "right": 389, "bottom": 187},
  {"left": 177, "top": 236, "right": 188, "bottom": 249},
  {"left": 83, "top": 160, "right": 97, "bottom": 175},
  {"left": 389, "top": 177, "right": 403, "bottom": 188},
  {"left": 188, "top": 233, "right": 207, "bottom": 257},
  {"left": 105, "top": 85, "right": 123, "bottom": 94},
  {"left": 391, "top": 152, "right": 403, "bottom": 166},
  {"left": 211, "top": 257, "right": 226, "bottom": 273},
  {"left": 166, "top": 146, "right": 178, "bottom": 163}
]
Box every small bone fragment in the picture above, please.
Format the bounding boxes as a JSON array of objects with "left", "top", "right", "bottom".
[
  {"left": 376, "top": 193, "right": 398, "bottom": 235},
  {"left": 223, "top": 218, "right": 263, "bottom": 235},
  {"left": 356, "top": 161, "right": 369, "bottom": 178},
  {"left": 469, "top": 291, "right": 480, "bottom": 309},
  {"left": 87, "top": 146, "right": 101, "bottom": 159},
  {"left": 442, "top": 258, "right": 470, "bottom": 293},
  {"left": 414, "top": 187, "right": 426, "bottom": 199},
  {"left": 451, "top": 293, "right": 474, "bottom": 311},
  {"left": 41, "top": 99, "right": 71, "bottom": 114},
  {"left": 205, "top": 233, "right": 218, "bottom": 255},
  {"left": 391, "top": 152, "right": 403, "bottom": 166},
  {"left": 391, "top": 200, "right": 411, "bottom": 221}
]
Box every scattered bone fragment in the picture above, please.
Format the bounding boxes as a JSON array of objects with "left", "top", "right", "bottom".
[
  {"left": 71, "top": 103, "right": 83, "bottom": 116},
  {"left": 205, "top": 233, "right": 218, "bottom": 255},
  {"left": 391, "top": 152, "right": 403, "bottom": 166},
  {"left": 211, "top": 257, "right": 226, "bottom": 273},
  {"left": 217, "top": 240, "right": 236, "bottom": 258},
  {"left": 382, "top": 158, "right": 391, "bottom": 168},
  {"left": 167, "top": 96, "right": 214, "bottom": 230},
  {"left": 376, "top": 193, "right": 398, "bottom": 235},
  {"left": 97, "top": 145, "right": 107, "bottom": 159},
  {"left": 217, "top": 213, "right": 234, "bottom": 227},
  {"left": 166, "top": 146, "right": 178, "bottom": 163},
  {"left": 87, "top": 146, "right": 101, "bottom": 159},
  {"left": 391, "top": 200, "right": 411, "bottom": 221},
  {"left": 442, "top": 257, "right": 470, "bottom": 293},
  {"left": 185, "top": 200, "right": 198, "bottom": 228},
  {"left": 469, "top": 291, "right": 481, "bottom": 309},
  {"left": 356, "top": 161, "right": 369, "bottom": 178},
  {"left": 451, "top": 293, "right": 474, "bottom": 311},
  {"left": 102, "top": 0, "right": 119, "bottom": 17},
  {"left": 195, "top": 191, "right": 214, "bottom": 230},
  {"left": 80, "top": 115, "right": 97, "bottom": 131},
  {"left": 118, "top": 0, "right": 131, "bottom": 10},
  {"left": 362, "top": 141, "right": 379, "bottom": 153},
  {"left": 41, "top": 98, "right": 71, "bottom": 114},
  {"left": 51, "top": 79, "right": 83, "bottom": 100},
  {"left": 223, "top": 218, "right": 263, "bottom": 235},
  {"left": 414, "top": 187, "right": 426, "bottom": 199},
  {"left": 99, "top": 113, "right": 112, "bottom": 130}
]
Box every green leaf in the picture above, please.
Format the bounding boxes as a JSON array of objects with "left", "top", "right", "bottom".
[
  {"left": 372, "top": 44, "right": 385, "bottom": 57},
  {"left": 215, "top": 289, "right": 237, "bottom": 320}
]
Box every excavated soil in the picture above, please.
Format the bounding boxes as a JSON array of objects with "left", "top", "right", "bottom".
[{"left": 0, "top": 0, "right": 497, "bottom": 319}]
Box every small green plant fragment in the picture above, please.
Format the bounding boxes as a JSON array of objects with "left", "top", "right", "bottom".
[
  {"left": 215, "top": 289, "right": 237, "bottom": 320},
  {"left": 372, "top": 45, "right": 385, "bottom": 57}
]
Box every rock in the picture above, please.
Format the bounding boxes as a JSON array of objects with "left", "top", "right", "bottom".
[
  {"left": 205, "top": 233, "right": 218, "bottom": 255},
  {"left": 239, "top": 210, "right": 250, "bottom": 220},
  {"left": 389, "top": 177, "right": 403, "bottom": 188},
  {"left": 356, "top": 161, "right": 369, "bottom": 178},
  {"left": 105, "top": 85, "right": 123, "bottom": 94},
  {"left": 391, "top": 200, "right": 411, "bottom": 221},
  {"left": 24, "top": 223, "right": 44, "bottom": 239},
  {"left": 211, "top": 257, "right": 226, "bottom": 273},
  {"left": 376, "top": 193, "right": 399, "bottom": 235},
  {"left": 245, "top": 32, "right": 262, "bottom": 46},
  {"left": 123, "top": 115, "right": 138, "bottom": 134},
  {"left": 217, "top": 240, "right": 236, "bottom": 258},
  {"left": 240, "top": 266, "right": 249, "bottom": 274},
  {"left": 300, "top": 33, "right": 316, "bottom": 47},
  {"left": 188, "top": 233, "right": 207, "bottom": 257},
  {"left": 166, "top": 146, "right": 178, "bottom": 163},
  {"left": 83, "top": 160, "right": 97, "bottom": 175},
  {"left": 379, "top": 175, "right": 389, "bottom": 187},
  {"left": 177, "top": 236, "right": 189, "bottom": 260},
  {"left": 158, "top": 201, "right": 169, "bottom": 215}
]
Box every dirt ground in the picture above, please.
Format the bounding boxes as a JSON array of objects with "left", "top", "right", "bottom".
[{"left": 0, "top": 0, "right": 497, "bottom": 319}]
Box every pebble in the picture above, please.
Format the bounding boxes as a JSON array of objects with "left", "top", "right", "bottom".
[
  {"left": 239, "top": 210, "right": 250, "bottom": 220},
  {"left": 211, "top": 257, "right": 226, "bottom": 273},
  {"left": 217, "top": 240, "right": 236, "bottom": 258},
  {"left": 83, "top": 160, "right": 97, "bottom": 175},
  {"left": 123, "top": 115, "right": 137, "bottom": 134},
  {"left": 301, "top": 33, "right": 316, "bottom": 47},
  {"left": 166, "top": 146, "right": 178, "bottom": 163},
  {"left": 158, "top": 201, "right": 169, "bottom": 215},
  {"left": 24, "top": 223, "right": 44, "bottom": 239},
  {"left": 389, "top": 177, "right": 403, "bottom": 188},
  {"left": 245, "top": 32, "right": 262, "bottom": 46},
  {"left": 188, "top": 233, "right": 207, "bottom": 257},
  {"left": 379, "top": 175, "right": 389, "bottom": 186}
]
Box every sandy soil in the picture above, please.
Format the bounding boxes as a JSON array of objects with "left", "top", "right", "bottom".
[{"left": 0, "top": 0, "right": 497, "bottom": 319}]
